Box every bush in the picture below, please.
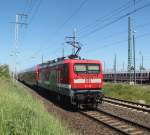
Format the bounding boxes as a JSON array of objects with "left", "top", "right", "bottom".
[
  {"left": 103, "top": 83, "right": 150, "bottom": 105},
  {"left": 0, "top": 65, "right": 10, "bottom": 79}
]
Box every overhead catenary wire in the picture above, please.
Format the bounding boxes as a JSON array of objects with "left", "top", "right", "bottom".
[
  {"left": 79, "top": 0, "right": 132, "bottom": 33},
  {"left": 90, "top": 21, "right": 150, "bottom": 44},
  {"left": 21, "top": 0, "right": 43, "bottom": 25},
  {"left": 86, "top": 32, "right": 150, "bottom": 54},
  {"left": 19, "top": 1, "right": 150, "bottom": 69},
  {"left": 28, "top": 0, "right": 43, "bottom": 24},
  {"left": 22, "top": 0, "right": 37, "bottom": 18},
  {"left": 80, "top": 2, "right": 150, "bottom": 39},
  {"left": 23, "top": 0, "right": 89, "bottom": 63},
  {"left": 58, "top": 0, "right": 89, "bottom": 31},
  {"left": 19, "top": 0, "right": 43, "bottom": 43},
  {"left": 78, "top": 0, "right": 143, "bottom": 34},
  {"left": 20, "top": 0, "right": 44, "bottom": 46},
  {"left": 21, "top": 29, "right": 150, "bottom": 65},
  {"left": 22, "top": 1, "right": 29, "bottom": 14}
]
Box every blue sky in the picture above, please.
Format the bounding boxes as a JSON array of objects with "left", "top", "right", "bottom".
[{"left": 0, "top": 0, "right": 150, "bottom": 72}]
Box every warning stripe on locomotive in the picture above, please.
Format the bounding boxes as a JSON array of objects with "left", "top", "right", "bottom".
[{"left": 74, "top": 79, "right": 101, "bottom": 83}]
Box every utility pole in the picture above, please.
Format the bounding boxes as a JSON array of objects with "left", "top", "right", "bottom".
[
  {"left": 141, "top": 55, "right": 144, "bottom": 70},
  {"left": 42, "top": 55, "right": 44, "bottom": 64},
  {"left": 133, "top": 30, "right": 136, "bottom": 84},
  {"left": 114, "top": 54, "right": 117, "bottom": 83},
  {"left": 103, "top": 61, "right": 105, "bottom": 73},
  {"left": 11, "top": 14, "right": 28, "bottom": 81},
  {"left": 141, "top": 55, "right": 144, "bottom": 85},
  {"left": 128, "top": 16, "right": 132, "bottom": 83},
  {"left": 139, "top": 51, "right": 144, "bottom": 85},
  {"left": 139, "top": 51, "right": 144, "bottom": 71},
  {"left": 122, "top": 62, "right": 125, "bottom": 71}
]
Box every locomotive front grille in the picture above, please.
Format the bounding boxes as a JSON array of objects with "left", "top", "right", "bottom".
[{"left": 72, "top": 90, "right": 103, "bottom": 104}]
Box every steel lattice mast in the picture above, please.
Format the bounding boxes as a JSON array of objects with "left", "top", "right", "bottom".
[{"left": 128, "top": 16, "right": 132, "bottom": 82}]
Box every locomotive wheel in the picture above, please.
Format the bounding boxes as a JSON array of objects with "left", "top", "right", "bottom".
[
  {"left": 57, "top": 94, "right": 61, "bottom": 103},
  {"left": 72, "top": 104, "right": 79, "bottom": 111},
  {"left": 92, "top": 103, "right": 98, "bottom": 110}
]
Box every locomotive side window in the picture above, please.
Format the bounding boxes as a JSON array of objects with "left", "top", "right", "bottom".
[{"left": 63, "top": 64, "right": 68, "bottom": 83}]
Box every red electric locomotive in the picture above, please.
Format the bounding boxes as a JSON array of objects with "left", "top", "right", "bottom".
[
  {"left": 18, "top": 33, "right": 104, "bottom": 109},
  {"left": 19, "top": 58, "right": 103, "bottom": 108}
]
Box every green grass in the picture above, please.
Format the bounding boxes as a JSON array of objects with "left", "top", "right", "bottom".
[
  {"left": 0, "top": 78, "right": 73, "bottom": 135},
  {"left": 103, "top": 83, "right": 150, "bottom": 105}
]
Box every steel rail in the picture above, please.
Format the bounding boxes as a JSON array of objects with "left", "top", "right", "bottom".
[
  {"left": 103, "top": 96, "right": 150, "bottom": 113},
  {"left": 80, "top": 109, "right": 150, "bottom": 135}
]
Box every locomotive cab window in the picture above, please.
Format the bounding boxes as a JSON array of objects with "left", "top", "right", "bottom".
[
  {"left": 74, "top": 64, "right": 86, "bottom": 74},
  {"left": 74, "top": 64, "right": 100, "bottom": 74},
  {"left": 87, "top": 64, "right": 100, "bottom": 74}
]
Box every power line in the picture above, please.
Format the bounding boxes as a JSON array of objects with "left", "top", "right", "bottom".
[
  {"left": 23, "top": 0, "right": 36, "bottom": 16},
  {"left": 22, "top": 0, "right": 43, "bottom": 24},
  {"left": 19, "top": 0, "right": 150, "bottom": 68},
  {"left": 85, "top": 32, "right": 150, "bottom": 53},
  {"left": 19, "top": 0, "right": 43, "bottom": 50},
  {"left": 23, "top": 0, "right": 29, "bottom": 14},
  {"left": 24, "top": 0, "right": 89, "bottom": 64},
  {"left": 27, "top": 0, "right": 37, "bottom": 14},
  {"left": 90, "top": 21, "right": 150, "bottom": 44},
  {"left": 58, "top": 0, "right": 89, "bottom": 30},
  {"left": 28, "top": 0, "right": 43, "bottom": 24},
  {"left": 79, "top": 0, "right": 143, "bottom": 34},
  {"left": 79, "top": 0, "right": 132, "bottom": 33},
  {"left": 80, "top": 2, "right": 150, "bottom": 39},
  {"left": 32, "top": 26, "right": 150, "bottom": 65}
]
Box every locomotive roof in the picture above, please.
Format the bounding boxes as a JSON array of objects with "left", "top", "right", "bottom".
[
  {"left": 19, "top": 58, "right": 102, "bottom": 74},
  {"left": 63, "top": 59, "right": 101, "bottom": 63},
  {"left": 39, "top": 59, "right": 100, "bottom": 67},
  {"left": 38, "top": 58, "right": 101, "bottom": 68}
]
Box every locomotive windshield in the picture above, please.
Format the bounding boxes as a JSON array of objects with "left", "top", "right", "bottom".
[{"left": 74, "top": 64, "right": 100, "bottom": 74}]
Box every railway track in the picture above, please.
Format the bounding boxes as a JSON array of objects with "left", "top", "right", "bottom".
[
  {"left": 103, "top": 96, "right": 150, "bottom": 113},
  {"left": 80, "top": 109, "right": 150, "bottom": 135}
]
